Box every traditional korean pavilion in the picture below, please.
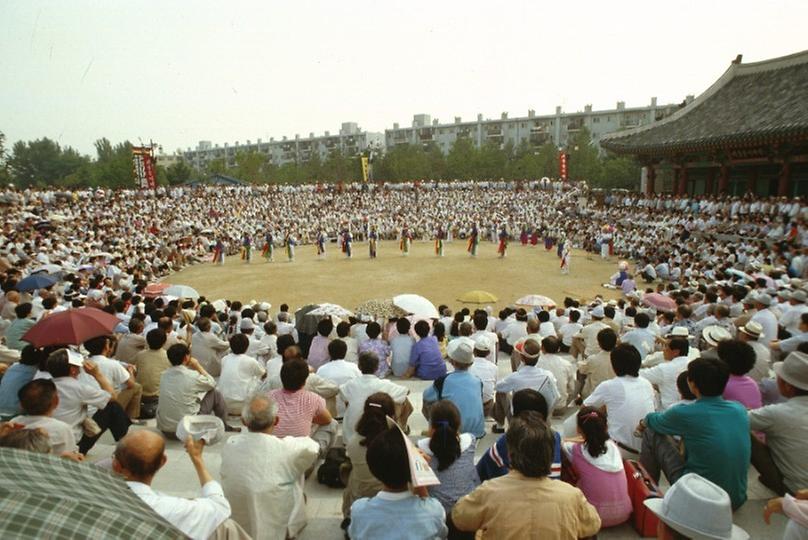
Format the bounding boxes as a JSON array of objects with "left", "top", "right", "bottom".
[{"left": 601, "top": 50, "right": 808, "bottom": 196}]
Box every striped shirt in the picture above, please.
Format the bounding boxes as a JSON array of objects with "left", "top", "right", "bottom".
[{"left": 268, "top": 388, "right": 326, "bottom": 438}]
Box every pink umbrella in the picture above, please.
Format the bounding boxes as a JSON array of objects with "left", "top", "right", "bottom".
[
  {"left": 143, "top": 283, "right": 171, "bottom": 298},
  {"left": 22, "top": 307, "right": 120, "bottom": 348},
  {"left": 642, "top": 293, "right": 676, "bottom": 312}
]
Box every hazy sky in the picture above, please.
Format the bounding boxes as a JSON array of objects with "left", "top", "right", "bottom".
[{"left": 1, "top": 0, "right": 807, "bottom": 156}]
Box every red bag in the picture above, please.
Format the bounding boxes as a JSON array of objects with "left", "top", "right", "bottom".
[{"left": 624, "top": 459, "right": 663, "bottom": 537}]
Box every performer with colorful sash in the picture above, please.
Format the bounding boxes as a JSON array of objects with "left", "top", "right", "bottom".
[
  {"left": 262, "top": 230, "right": 274, "bottom": 262},
  {"left": 400, "top": 225, "right": 412, "bottom": 256},
  {"left": 467, "top": 223, "right": 479, "bottom": 257},
  {"left": 342, "top": 228, "right": 353, "bottom": 258},
  {"left": 316, "top": 229, "right": 327, "bottom": 258},
  {"left": 560, "top": 236, "right": 571, "bottom": 274},
  {"left": 212, "top": 238, "right": 225, "bottom": 265},
  {"left": 497, "top": 225, "right": 508, "bottom": 258},
  {"left": 241, "top": 232, "right": 252, "bottom": 262},
  {"left": 435, "top": 226, "right": 445, "bottom": 257},
  {"left": 368, "top": 227, "right": 378, "bottom": 259},
  {"left": 285, "top": 231, "right": 296, "bottom": 262}
]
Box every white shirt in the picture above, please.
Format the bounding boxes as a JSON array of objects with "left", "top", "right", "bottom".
[
  {"left": 584, "top": 375, "right": 656, "bottom": 451},
  {"left": 339, "top": 374, "right": 409, "bottom": 443},
  {"left": 577, "top": 321, "right": 609, "bottom": 357},
  {"left": 221, "top": 432, "right": 319, "bottom": 540},
  {"left": 52, "top": 376, "right": 111, "bottom": 440},
  {"left": 780, "top": 304, "right": 808, "bottom": 336},
  {"left": 751, "top": 308, "right": 778, "bottom": 345},
  {"left": 469, "top": 357, "right": 498, "bottom": 402},
  {"left": 538, "top": 322, "right": 557, "bottom": 339},
  {"left": 88, "top": 355, "right": 130, "bottom": 391},
  {"left": 536, "top": 353, "right": 575, "bottom": 409},
  {"left": 470, "top": 330, "right": 498, "bottom": 363},
  {"left": 639, "top": 355, "right": 691, "bottom": 410},
  {"left": 276, "top": 321, "right": 298, "bottom": 342},
  {"left": 340, "top": 335, "right": 359, "bottom": 363},
  {"left": 502, "top": 321, "right": 528, "bottom": 346},
  {"left": 496, "top": 365, "right": 560, "bottom": 412},
  {"left": 316, "top": 360, "right": 362, "bottom": 416},
  {"left": 127, "top": 480, "right": 231, "bottom": 540},
  {"left": 10, "top": 414, "right": 77, "bottom": 454},
  {"left": 558, "top": 322, "right": 583, "bottom": 347},
  {"left": 218, "top": 353, "right": 266, "bottom": 403}
]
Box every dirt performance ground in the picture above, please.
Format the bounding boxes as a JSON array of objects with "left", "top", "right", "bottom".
[{"left": 168, "top": 240, "right": 622, "bottom": 312}]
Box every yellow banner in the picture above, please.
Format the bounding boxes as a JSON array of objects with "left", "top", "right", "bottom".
[{"left": 361, "top": 156, "right": 369, "bottom": 182}]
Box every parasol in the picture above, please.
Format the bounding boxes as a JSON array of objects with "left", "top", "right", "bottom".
[
  {"left": 457, "top": 290, "right": 498, "bottom": 304},
  {"left": 143, "top": 283, "right": 171, "bottom": 298},
  {"left": 308, "top": 303, "right": 354, "bottom": 319},
  {"left": 164, "top": 284, "right": 200, "bottom": 300},
  {"left": 22, "top": 307, "right": 120, "bottom": 348},
  {"left": 515, "top": 294, "right": 557, "bottom": 309},
  {"left": 393, "top": 294, "right": 439, "bottom": 319},
  {"left": 355, "top": 298, "right": 408, "bottom": 319},
  {"left": 15, "top": 273, "right": 57, "bottom": 292},
  {"left": 642, "top": 292, "right": 676, "bottom": 312}
]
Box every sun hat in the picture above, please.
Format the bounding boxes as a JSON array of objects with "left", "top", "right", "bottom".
[
  {"left": 591, "top": 306, "right": 605, "bottom": 318},
  {"left": 448, "top": 339, "right": 474, "bottom": 365},
  {"left": 666, "top": 326, "right": 690, "bottom": 339},
  {"left": 473, "top": 336, "right": 491, "bottom": 352},
  {"left": 644, "top": 473, "right": 748, "bottom": 540},
  {"left": 791, "top": 290, "right": 807, "bottom": 304},
  {"left": 737, "top": 321, "right": 763, "bottom": 340},
  {"left": 755, "top": 293, "right": 773, "bottom": 306},
  {"left": 774, "top": 351, "right": 808, "bottom": 391},
  {"left": 176, "top": 415, "right": 226, "bottom": 445},
  {"left": 702, "top": 325, "right": 732, "bottom": 347}
]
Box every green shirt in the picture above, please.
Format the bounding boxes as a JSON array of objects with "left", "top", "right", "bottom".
[{"left": 645, "top": 396, "right": 750, "bottom": 509}]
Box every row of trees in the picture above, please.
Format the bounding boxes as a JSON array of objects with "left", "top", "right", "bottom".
[{"left": 0, "top": 128, "right": 641, "bottom": 189}]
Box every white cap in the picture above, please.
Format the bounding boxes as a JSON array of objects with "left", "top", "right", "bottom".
[
  {"left": 176, "top": 415, "right": 225, "bottom": 445},
  {"left": 473, "top": 336, "right": 491, "bottom": 352},
  {"left": 240, "top": 318, "right": 255, "bottom": 330}
]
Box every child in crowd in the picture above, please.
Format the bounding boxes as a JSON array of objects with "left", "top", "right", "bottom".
[
  {"left": 562, "top": 406, "right": 632, "bottom": 528},
  {"left": 349, "top": 428, "right": 448, "bottom": 539},
  {"left": 417, "top": 400, "right": 480, "bottom": 511}
]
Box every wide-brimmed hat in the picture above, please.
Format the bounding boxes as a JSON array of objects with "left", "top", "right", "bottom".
[
  {"left": 702, "top": 325, "right": 731, "bottom": 347},
  {"left": 755, "top": 293, "right": 772, "bottom": 306},
  {"left": 774, "top": 351, "right": 808, "bottom": 391},
  {"left": 738, "top": 321, "right": 763, "bottom": 340},
  {"left": 644, "top": 473, "right": 748, "bottom": 540},
  {"left": 666, "top": 326, "right": 690, "bottom": 339},
  {"left": 791, "top": 290, "right": 807, "bottom": 304}
]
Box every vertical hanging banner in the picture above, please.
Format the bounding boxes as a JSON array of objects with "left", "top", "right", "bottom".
[
  {"left": 360, "top": 156, "right": 369, "bottom": 183},
  {"left": 558, "top": 151, "right": 568, "bottom": 181},
  {"left": 132, "top": 146, "right": 157, "bottom": 189}
]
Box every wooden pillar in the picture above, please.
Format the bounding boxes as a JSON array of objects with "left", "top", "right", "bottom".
[
  {"left": 646, "top": 165, "right": 656, "bottom": 195},
  {"left": 778, "top": 161, "right": 791, "bottom": 197},
  {"left": 747, "top": 167, "right": 758, "bottom": 195},
  {"left": 678, "top": 167, "right": 688, "bottom": 195},
  {"left": 706, "top": 168, "right": 716, "bottom": 194},
  {"left": 718, "top": 164, "right": 729, "bottom": 194}
]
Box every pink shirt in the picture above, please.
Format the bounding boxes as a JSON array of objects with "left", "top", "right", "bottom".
[
  {"left": 269, "top": 388, "right": 326, "bottom": 437},
  {"left": 723, "top": 375, "right": 762, "bottom": 410}
]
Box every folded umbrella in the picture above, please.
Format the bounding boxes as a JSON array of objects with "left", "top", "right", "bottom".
[
  {"left": 15, "top": 273, "right": 57, "bottom": 292},
  {"left": 22, "top": 307, "right": 120, "bottom": 348}
]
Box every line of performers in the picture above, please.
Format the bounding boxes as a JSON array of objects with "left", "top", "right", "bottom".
[{"left": 211, "top": 224, "right": 570, "bottom": 268}]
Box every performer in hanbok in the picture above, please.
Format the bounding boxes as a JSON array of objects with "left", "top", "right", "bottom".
[
  {"left": 400, "top": 225, "right": 412, "bottom": 256},
  {"left": 212, "top": 238, "right": 225, "bottom": 265},
  {"left": 560, "top": 237, "right": 571, "bottom": 274},
  {"left": 435, "top": 226, "right": 445, "bottom": 257},
  {"left": 342, "top": 228, "right": 353, "bottom": 258},
  {"left": 520, "top": 227, "right": 528, "bottom": 246},
  {"left": 497, "top": 225, "right": 509, "bottom": 258},
  {"left": 368, "top": 226, "right": 378, "bottom": 259},
  {"left": 241, "top": 232, "right": 252, "bottom": 262},
  {"left": 262, "top": 230, "right": 274, "bottom": 262},
  {"left": 285, "top": 232, "right": 296, "bottom": 262},
  {"left": 467, "top": 223, "right": 479, "bottom": 257},
  {"left": 316, "top": 229, "right": 326, "bottom": 258},
  {"left": 599, "top": 226, "right": 612, "bottom": 260},
  {"left": 530, "top": 227, "right": 539, "bottom": 247}
]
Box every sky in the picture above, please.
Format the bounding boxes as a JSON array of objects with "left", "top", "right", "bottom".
[{"left": 1, "top": 0, "right": 807, "bottom": 156}]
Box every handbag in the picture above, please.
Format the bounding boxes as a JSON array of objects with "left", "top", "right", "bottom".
[{"left": 624, "top": 459, "right": 663, "bottom": 537}]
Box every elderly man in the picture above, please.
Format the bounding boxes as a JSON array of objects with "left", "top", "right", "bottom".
[
  {"left": 737, "top": 321, "right": 774, "bottom": 381},
  {"left": 492, "top": 338, "right": 559, "bottom": 434},
  {"left": 190, "top": 317, "right": 230, "bottom": 377},
  {"left": 639, "top": 335, "right": 691, "bottom": 410},
  {"left": 115, "top": 318, "right": 147, "bottom": 364},
  {"left": 83, "top": 335, "right": 142, "bottom": 421},
  {"left": 218, "top": 334, "right": 266, "bottom": 414},
  {"left": 221, "top": 395, "right": 319, "bottom": 540},
  {"left": 113, "top": 430, "right": 231, "bottom": 540},
  {"left": 572, "top": 305, "right": 609, "bottom": 360},
  {"left": 751, "top": 293, "right": 779, "bottom": 345},
  {"left": 134, "top": 329, "right": 172, "bottom": 409}
]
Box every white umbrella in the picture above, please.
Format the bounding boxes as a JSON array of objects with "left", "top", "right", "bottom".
[
  {"left": 515, "top": 294, "right": 557, "bottom": 308},
  {"left": 164, "top": 284, "right": 200, "bottom": 299},
  {"left": 393, "top": 294, "right": 439, "bottom": 319},
  {"left": 308, "top": 303, "right": 354, "bottom": 318}
]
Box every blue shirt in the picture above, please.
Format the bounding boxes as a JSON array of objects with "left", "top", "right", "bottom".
[
  {"left": 390, "top": 335, "right": 415, "bottom": 377},
  {"left": 349, "top": 491, "right": 448, "bottom": 540},
  {"left": 409, "top": 336, "right": 447, "bottom": 380},
  {"left": 423, "top": 370, "right": 485, "bottom": 438},
  {"left": 0, "top": 363, "right": 37, "bottom": 416},
  {"left": 476, "top": 431, "right": 562, "bottom": 482}
]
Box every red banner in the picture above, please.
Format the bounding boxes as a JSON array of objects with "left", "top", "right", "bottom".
[
  {"left": 559, "top": 151, "right": 568, "bottom": 181},
  {"left": 132, "top": 146, "right": 157, "bottom": 190}
]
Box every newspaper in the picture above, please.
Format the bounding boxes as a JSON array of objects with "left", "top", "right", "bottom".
[{"left": 387, "top": 416, "right": 440, "bottom": 488}]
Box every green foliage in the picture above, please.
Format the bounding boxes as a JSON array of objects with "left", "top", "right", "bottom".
[
  {"left": 165, "top": 160, "right": 194, "bottom": 186},
  {"left": 8, "top": 138, "right": 90, "bottom": 187},
  {"left": 0, "top": 131, "right": 10, "bottom": 185}
]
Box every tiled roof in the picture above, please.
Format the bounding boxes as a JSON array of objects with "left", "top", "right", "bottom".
[{"left": 601, "top": 50, "right": 808, "bottom": 156}]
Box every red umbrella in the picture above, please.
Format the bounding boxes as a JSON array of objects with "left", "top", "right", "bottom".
[
  {"left": 22, "top": 307, "right": 120, "bottom": 348},
  {"left": 641, "top": 293, "right": 676, "bottom": 312},
  {"left": 143, "top": 283, "right": 171, "bottom": 298}
]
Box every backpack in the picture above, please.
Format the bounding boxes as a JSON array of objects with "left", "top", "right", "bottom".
[{"left": 317, "top": 447, "right": 348, "bottom": 488}]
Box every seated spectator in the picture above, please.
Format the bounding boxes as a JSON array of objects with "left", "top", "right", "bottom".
[
  {"left": 269, "top": 359, "right": 336, "bottom": 458},
  {"left": 0, "top": 426, "right": 53, "bottom": 453},
  {"left": 536, "top": 310, "right": 557, "bottom": 338},
  {"left": 492, "top": 338, "right": 559, "bottom": 433},
  {"left": 417, "top": 400, "right": 480, "bottom": 512},
  {"left": 537, "top": 336, "right": 575, "bottom": 411},
  {"left": 558, "top": 309, "right": 583, "bottom": 353},
  {"left": 562, "top": 406, "right": 631, "bottom": 528},
  {"left": 156, "top": 343, "right": 236, "bottom": 436},
  {"left": 470, "top": 311, "right": 497, "bottom": 363},
  {"left": 316, "top": 339, "right": 361, "bottom": 417},
  {"left": 221, "top": 395, "right": 319, "bottom": 540},
  {"left": 134, "top": 329, "right": 171, "bottom": 407},
  {"left": 11, "top": 379, "right": 80, "bottom": 458},
  {"left": 620, "top": 312, "right": 655, "bottom": 361},
  {"left": 389, "top": 318, "right": 415, "bottom": 377},
  {"left": 190, "top": 317, "right": 229, "bottom": 377},
  {"left": 5, "top": 302, "right": 35, "bottom": 351},
  {"left": 342, "top": 392, "right": 394, "bottom": 523},
  {"left": 358, "top": 322, "right": 391, "bottom": 378},
  {"left": 764, "top": 489, "right": 808, "bottom": 539},
  {"left": 348, "top": 427, "right": 448, "bottom": 540},
  {"left": 307, "top": 318, "right": 333, "bottom": 371},
  {"left": 579, "top": 328, "right": 618, "bottom": 399},
  {"left": 719, "top": 340, "right": 762, "bottom": 410},
  {"left": 452, "top": 412, "right": 601, "bottom": 538},
  {"left": 113, "top": 430, "right": 231, "bottom": 539},
  {"left": 84, "top": 335, "right": 142, "bottom": 421},
  {"left": 469, "top": 336, "right": 497, "bottom": 418},
  {"left": 115, "top": 318, "right": 147, "bottom": 364},
  {"left": 340, "top": 352, "right": 411, "bottom": 443},
  {"left": 405, "top": 320, "right": 447, "bottom": 381},
  {"left": 638, "top": 357, "right": 750, "bottom": 509},
  {"left": 48, "top": 348, "right": 131, "bottom": 455},
  {"left": 218, "top": 334, "right": 266, "bottom": 414},
  {"left": 748, "top": 351, "right": 808, "bottom": 496},
  {"left": 0, "top": 345, "right": 42, "bottom": 418},
  {"left": 336, "top": 321, "right": 359, "bottom": 363},
  {"left": 640, "top": 336, "right": 691, "bottom": 410},
  {"left": 476, "top": 389, "right": 561, "bottom": 482},
  {"left": 422, "top": 339, "right": 484, "bottom": 438},
  {"left": 671, "top": 370, "right": 697, "bottom": 407}
]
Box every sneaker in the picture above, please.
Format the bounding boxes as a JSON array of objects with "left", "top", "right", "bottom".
[{"left": 492, "top": 424, "right": 506, "bottom": 434}]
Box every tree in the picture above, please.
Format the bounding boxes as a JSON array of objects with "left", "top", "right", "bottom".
[
  {"left": 165, "top": 161, "right": 194, "bottom": 186},
  {"left": 206, "top": 158, "right": 227, "bottom": 176},
  {"left": 8, "top": 138, "right": 89, "bottom": 187},
  {"left": 232, "top": 150, "right": 268, "bottom": 183},
  {"left": 0, "top": 131, "right": 10, "bottom": 185},
  {"left": 89, "top": 139, "right": 133, "bottom": 188},
  {"left": 566, "top": 128, "right": 602, "bottom": 184},
  {"left": 445, "top": 137, "right": 478, "bottom": 180},
  {"left": 597, "top": 155, "right": 642, "bottom": 189}
]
